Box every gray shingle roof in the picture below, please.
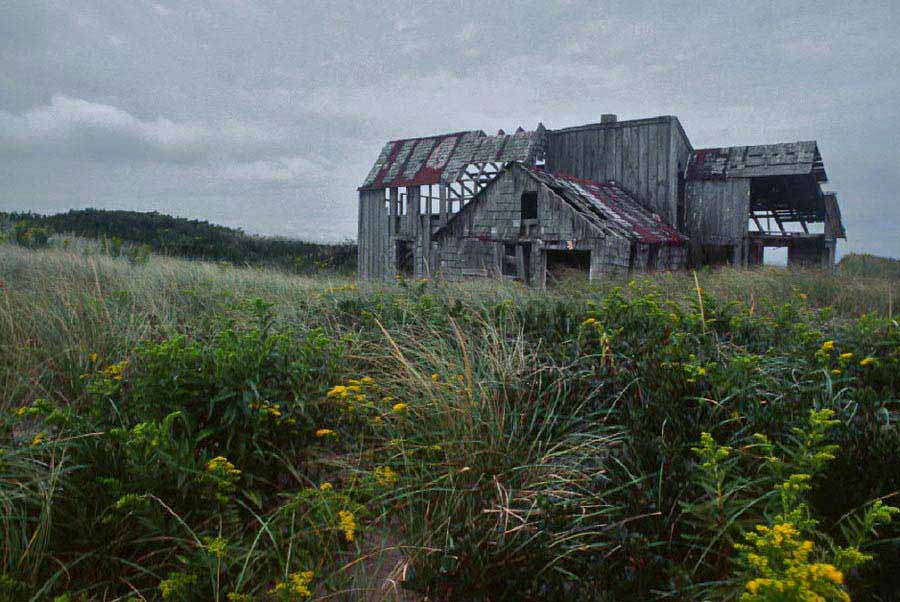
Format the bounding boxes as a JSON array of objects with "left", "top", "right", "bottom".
[{"left": 686, "top": 141, "right": 826, "bottom": 181}]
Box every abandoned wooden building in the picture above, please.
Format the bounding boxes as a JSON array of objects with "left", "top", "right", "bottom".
[{"left": 357, "top": 114, "right": 845, "bottom": 285}]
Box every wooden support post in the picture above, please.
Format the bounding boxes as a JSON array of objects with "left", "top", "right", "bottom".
[
  {"left": 408, "top": 186, "right": 419, "bottom": 237},
  {"left": 389, "top": 188, "right": 398, "bottom": 236},
  {"left": 439, "top": 184, "right": 448, "bottom": 226},
  {"left": 751, "top": 213, "right": 763, "bottom": 233},
  {"left": 515, "top": 244, "right": 525, "bottom": 280}
]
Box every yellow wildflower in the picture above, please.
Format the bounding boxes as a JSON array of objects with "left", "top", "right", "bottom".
[
  {"left": 315, "top": 428, "right": 336, "bottom": 438},
  {"left": 269, "top": 571, "right": 314, "bottom": 597},
  {"left": 374, "top": 465, "right": 398, "bottom": 488},
  {"left": 338, "top": 510, "right": 356, "bottom": 542},
  {"left": 15, "top": 406, "right": 28, "bottom": 417},
  {"left": 392, "top": 402, "right": 407, "bottom": 413},
  {"left": 821, "top": 340, "right": 835, "bottom": 351},
  {"left": 206, "top": 456, "right": 241, "bottom": 476},
  {"left": 839, "top": 352, "right": 853, "bottom": 360},
  {"left": 831, "top": 369, "right": 841, "bottom": 376},
  {"left": 319, "top": 482, "right": 333, "bottom": 491},
  {"left": 326, "top": 385, "right": 348, "bottom": 398},
  {"left": 798, "top": 293, "right": 808, "bottom": 301},
  {"left": 859, "top": 356, "right": 875, "bottom": 366},
  {"left": 431, "top": 373, "right": 439, "bottom": 382},
  {"left": 31, "top": 432, "right": 45, "bottom": 446},
  {"left": 89, "top": 352, "right": 98, "bottom": 362},
  {"left": 582, "top": 317, "right": 597, "bottom": 326},
  {"left": 361, "top": 376, "right": 375, "bottom": 385},
  {"left": 811, "top": 563, "right": 844, "bottom": 584},
  {"left": 203, "top": 536, "right": 228, "bottom": 559}
]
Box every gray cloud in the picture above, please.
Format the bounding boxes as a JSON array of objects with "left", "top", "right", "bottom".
[{"left": 1, "top": 0, "right": 898, "bottom": 254}]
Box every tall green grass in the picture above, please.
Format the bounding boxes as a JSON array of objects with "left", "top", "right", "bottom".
[{"left": 0, "top": 244, "right": 897, "bottom": 601}]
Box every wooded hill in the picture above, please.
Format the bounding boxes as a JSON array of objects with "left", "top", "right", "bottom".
[{"left": 1, "top": 208, "right": 356, "bottom": 274}]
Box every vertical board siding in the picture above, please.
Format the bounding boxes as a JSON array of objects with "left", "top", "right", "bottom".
[
  {"left": 683, "top": 178, "right": 750, "bottom": 246},
  {"left": 358, "top": 190, "right": 389, "bottom": 280},
  {"left": 545, "top": 117, "right": 685, "bottom": 227}
]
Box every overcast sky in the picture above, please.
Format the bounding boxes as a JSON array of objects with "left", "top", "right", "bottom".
[{"left": 2, "top": 1, "right": 898, "bottom": 257}]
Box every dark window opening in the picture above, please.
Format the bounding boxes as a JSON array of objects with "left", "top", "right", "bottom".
[
  {"left": 521, "top": 243, "right": 532, "bottom": 285},
  {"left": 647, "top": 244, "right": 660, "bottom": 271},
  {"left": 521, "top": 191, "right": 538, "bottom": 221},
  {"left": 396, "top": 240, "right": 414, "bottom": 276},
  {"left": 501, "top": 243, "right": 517, "bottom": 276},
  {"left": 545, "top": 250, "right": 590, "bottom": 286},
  {"left": 699, "top": 244, "right": 733, "bottom": 266}
]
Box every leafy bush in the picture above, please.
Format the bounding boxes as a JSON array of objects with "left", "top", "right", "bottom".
[{"left": 0, "top": 247, "right": 898, "bottom": 600}]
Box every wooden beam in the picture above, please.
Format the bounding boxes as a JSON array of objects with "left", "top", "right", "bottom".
[
  {"left": 389, "top": 187, "right": 399, "bottom": 236},
  {"left": 439, "top": 183, "right": 448, "bottom": 225}
]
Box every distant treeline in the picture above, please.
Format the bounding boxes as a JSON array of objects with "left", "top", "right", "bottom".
[
  {"left": 838, "top": 253, "right": 900, "bottom": 280},
  {"left": 1, "top": 208, "right": 357, "bottom": 274}
]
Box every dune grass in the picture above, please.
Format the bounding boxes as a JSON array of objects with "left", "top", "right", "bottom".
[{"left": 0, "top": 244, "right": 897, "bottom": 601}]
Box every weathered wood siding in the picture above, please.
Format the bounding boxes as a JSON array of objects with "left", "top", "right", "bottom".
[
  {"left": 683, "top": 178, "right": 750, "bottom": 246},
  {"left": 545, "top": 116, "right": 691, "bottom": 226},
  {"left": 432, "top": 166, "right": 640, "bottom": 285},
  {"left": 357, "top": 190, "right": 389, "bottom": 280}
]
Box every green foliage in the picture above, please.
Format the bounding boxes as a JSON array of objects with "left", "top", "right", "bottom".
[
  {"left": 3, "top": 220, "right": 51, "bottom": 248},
  {"left": 2, "top": 208, "right": 356, "bottom": 274},
  {"left": 838, "top": 253, "right": 900, "bottom": 280},
  {"left": 0, "top": 246, "right": 898, "bottom": 600}
]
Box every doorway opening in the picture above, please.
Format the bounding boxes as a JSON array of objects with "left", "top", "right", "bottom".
[
  {"left": 545, "top": 249, "right": 590, "bottom": 286},
  {"left": 396, "top": 240, "right": 414, "bottom": 276}
]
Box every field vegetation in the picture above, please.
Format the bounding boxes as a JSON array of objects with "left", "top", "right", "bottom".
[
  {"left": 0, "top": 209, "right": 356, "bottom": 275},
  {"left": 0, "top": 243, "right": 897, "bottom": 601}
]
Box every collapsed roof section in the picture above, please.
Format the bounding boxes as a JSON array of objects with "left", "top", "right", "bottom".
[
  {"left": 526, "top": 167, "right": 688, "bottom": 245},
  {"left": 436, "top": 163, "right": 687, "bottom": 246},
  {"left": 359, "top": 126, "right": 544, "bottom": 190},
  {"left": 686, "top": 141, "right": 826, "bottom": 182}
]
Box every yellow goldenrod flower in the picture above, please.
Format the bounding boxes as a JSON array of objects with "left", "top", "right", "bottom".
[
  {"left": 361, "top": 376, "right": 374, "bottom": 384},
  {"left": 203, "top": 536, "right": 228, "bottom": 559},
  {"left": 315, "top": 428, "right": 336, "bottom": 438},
  {"left": 839, "top": 352, "right": 853, "bottom": 360},
  {"left": 821, "top": 340, "right": 835, "bottom": 351},
  {"left": 431, "top": 373, "right": 439, "bottom": 382},
  {"left": 392, "top": 402, "right": 407, "bottom": 413},
  {"left": 31, "top": 432, "right": 45, "bottom": 446},
  {"left": 374, "top": 465, "right": 398, "bottom": 488},
  {"left": 859, "top": 356, "right": 875, "bottom": 366},
  {"left": 798, "top": 292, "right": 808, "bottom": 301},
  {"left": 319, "top": 482, "right": 333, "bottom": 491},
  {"left": 831, "top": 369, "right": 841, "bottom": 375},
  {"left": 269, "top": 571, "right": 314, "bottom": 597},
  {"left": 206, "top": 456, "right": 241, "bottom": 476},
  {"left": 338, "top": 510, "right": 356, "bottom": 542},
  {"left": 89, "top": 352, "right": 98, "bottom": 362},
  {"left": 326, "top": 385, "right": 347, "bottom": 398},
  {"left": 582, "top": 317, "right": 597, "bottom": 326}
]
